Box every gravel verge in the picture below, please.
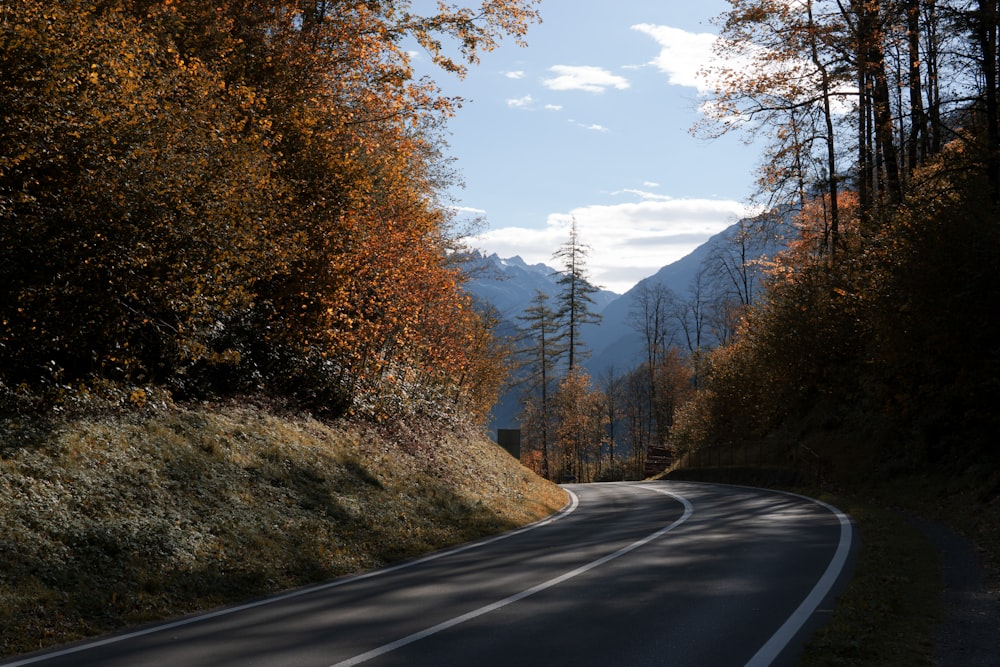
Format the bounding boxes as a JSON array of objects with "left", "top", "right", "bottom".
[{"left": 911, "top": 516, "right": 1000, "bottom": 667}]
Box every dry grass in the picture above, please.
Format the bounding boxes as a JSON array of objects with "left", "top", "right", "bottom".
[
  {"left": 797, "top": 492, "right": 942, "bottom": 666},
  {"left": 0, "top": 403, "right": 566, "bottom": 658}
]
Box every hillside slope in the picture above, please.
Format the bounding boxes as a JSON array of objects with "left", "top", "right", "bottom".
[
  {"left": 0, "top": 404, "right": 566, "bottom": 658},
  {"left": 582, "top": 216, "right": 789, "bottom": 376}
]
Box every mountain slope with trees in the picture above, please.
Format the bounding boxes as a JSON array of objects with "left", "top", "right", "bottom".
[{"left": 582, "top": 214, "right": 790, "bottom": 377}]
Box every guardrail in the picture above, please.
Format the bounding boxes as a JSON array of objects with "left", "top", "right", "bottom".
[{"left": 678, "top": 440, "right": 825, "bottom": 485}]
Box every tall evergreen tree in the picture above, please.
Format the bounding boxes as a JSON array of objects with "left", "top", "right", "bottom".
[
  {"left": 517, "top": 290, "right": 566, "bottom": 479},
  {"left": 551, "top": 218, "right": 602, "bottom": 373}
]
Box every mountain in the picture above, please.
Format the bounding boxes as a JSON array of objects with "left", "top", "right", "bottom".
[
  {"left": 581, "top": 238, "right": 717, "bottom": 376},
  {"left": 582, "top": 216, "right": 791, "bottom": 377},
  {"left": 458, "top": 250, "right": 618, "bottom": 432},
  {"left": 458, "top": 251, "right": 619, "bottom": 318},
  {"left": 458, "top": 217, "right": 789, "bottom": 432}
]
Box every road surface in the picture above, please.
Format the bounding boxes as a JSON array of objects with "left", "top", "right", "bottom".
[{"left": 2, "top": 481, "right": 855, "bottom": 667}]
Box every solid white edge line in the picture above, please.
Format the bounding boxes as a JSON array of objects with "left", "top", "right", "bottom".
[
  {"left": 329, "top": 483, "right": 695, "bottom": 667},
  {"left": 743, "top": 490, "right": 854, "bottom": 667},
  {"left": 1, "top": 490, "right": 581, "bottom": 667}
]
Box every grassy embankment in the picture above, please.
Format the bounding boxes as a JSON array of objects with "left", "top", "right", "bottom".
[
  {"left": 0, "top": 402, "right": 566, "bottom": 659},
  {"left": 666, "top": 444, "right": 999, "bottom": 666},
  {"left": 4, "top": 401, "right": 995, "bottom": 665}
]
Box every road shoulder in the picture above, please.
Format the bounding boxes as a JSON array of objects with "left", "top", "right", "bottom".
[{"left": 909, "top": 516, "right": 1000, "bottom": 667}]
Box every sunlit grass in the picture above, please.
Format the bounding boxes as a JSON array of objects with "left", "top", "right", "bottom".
[{"left": 0, "top": 404, "right": 566, "bottom": 658}]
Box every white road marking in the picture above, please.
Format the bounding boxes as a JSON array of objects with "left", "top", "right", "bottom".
[
  {"left": 2, "top": 490, "right": 580, "bottom": 667},
  {"left": 330, "top": 484, "right": 695, "bottom": 667},
  {"left": 744, "top": 490, "right": 854, "bottom": 667},
  {"left": 6, "top": 482, "right": 848, "bottom": 667}
]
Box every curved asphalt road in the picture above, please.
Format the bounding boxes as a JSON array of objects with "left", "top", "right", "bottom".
[{"left": 2, "top": 481, "right": 855, "bottom": 667}]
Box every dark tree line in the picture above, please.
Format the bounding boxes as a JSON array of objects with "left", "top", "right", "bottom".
[{"left": 674, "top": 0, "right": 1000, "bottom": 478}]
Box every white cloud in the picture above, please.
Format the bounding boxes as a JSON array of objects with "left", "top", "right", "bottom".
[
  {"left": 573, "top": 121, "right": 610, "bottom": 133},
  {"left": 631, "top": 22, "right": 838, "bottom": 116},
  {"left": 611, "top": 188, "right": 672, "bottom": 201},
  {"left": 543, "top": 65, "right": 630, "bottom": 93},
  {"left": 450, "top": 205, "right": 488, "bottom": 215},
  {"left": 631, "top": 23, "right": 718, "bottom": 94},
  {"left": 473, "top": 197, "right": 751, "bottom": 294},
  {"left": 504, "top": 70, "right": 525, "bottom": 79},
  {"left": 507, "top": 96, "right": 565, "bottom": 113},
  {"left": 506, "top": 94, "right": 534, "bottom": 109}
]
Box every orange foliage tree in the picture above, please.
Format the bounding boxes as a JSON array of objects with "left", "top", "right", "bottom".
[
  {"left": 0, "top": 1, "right": 275, "bottom": 386},
  {"left": 1, "top": 0, "right": 539, "bottom": 421},
  {"left": 553, "top": 369, "right": 606, "bottom": 482}
]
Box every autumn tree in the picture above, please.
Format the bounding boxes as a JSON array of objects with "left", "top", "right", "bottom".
[
  {"left": 552, "top": 369, "right": 606, "bottom": 482},
  {"left": 0, "top": 1, "right": 274, "bottom": 388},
  {"left": 651, "top": 347, "right": 695, "bottom": 440},
  {"left": 173, "top": 0, "right": 540, "bottom": 415},
  {"left": 449, "top": 305, "right": 514, "bottom": 425},
  {"left": 701, "top": 0, "right": 851, "bottom": 255},
  {"left": 1, "top": 0, "right": 542, "bottom": 423},
  {"left": 704, "top": 0, "right": 1000, "bottom": 233}
]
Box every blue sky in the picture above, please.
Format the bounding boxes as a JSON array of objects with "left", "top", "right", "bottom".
[{"left": 412, "top": 1, "right": 761, "bottom": 294}]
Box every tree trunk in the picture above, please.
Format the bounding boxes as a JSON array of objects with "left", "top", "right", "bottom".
[
  {"left": 925, "top": 0, "right": 943, "bottom": 154},
  {"left": 807, "top": 0, "right": 840, "bottom": 257},
  {"left": 867, "top": 0, "right": 904, "bottom": 205},
  {"left": 977, "top": 0, "right": 1000, "bottom": 205},
  {"left": 907, "top": 0, "right": 929, "bottom": 170}
]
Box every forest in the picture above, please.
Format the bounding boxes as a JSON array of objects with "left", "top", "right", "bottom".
[
  {"left": 512, "top": 0, "right": 999, "bottom": 486},
  {"left": 7, "top": 2, "right": 998, "bottom": 658},
  {"left": 681, "top": 0, "right": 1000, "bottom": 482},
  {"left": 1, "top": 0, "right": 538, "bottom": 423}
]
